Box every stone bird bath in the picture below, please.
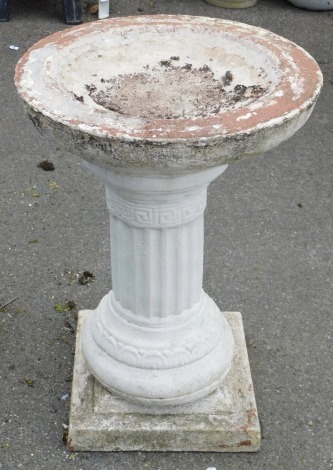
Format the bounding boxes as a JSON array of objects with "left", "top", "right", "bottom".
[{"left": 15, "top": 15, "right": 322, "bottom": 451}]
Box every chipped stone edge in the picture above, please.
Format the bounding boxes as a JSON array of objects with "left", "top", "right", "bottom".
[{"left": 68, "top": 310, "right": 261, "bottom": 452}]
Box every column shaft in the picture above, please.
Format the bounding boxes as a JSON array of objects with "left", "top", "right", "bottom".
[
  {"left": 81, "top": 162, "right": 234, "bottom": 405},
  {"left": 107, "top": 189, "right": 205, "bottom": 321}
]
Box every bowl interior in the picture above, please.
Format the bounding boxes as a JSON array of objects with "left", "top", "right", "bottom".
[{"left": 49, "top": 23, "right": 280, "bottom": 120}]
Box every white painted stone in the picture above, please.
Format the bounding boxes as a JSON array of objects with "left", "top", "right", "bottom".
[
  {"left": 81, "top": 162, "right": 234, "bottom": 405},
  {"left": 68, "top": 310, "right": 261, "bottom": 452},
  {"left": 15, "top": 16, "right": 322, "bottom": 172},
  {"left": 15, "top": 15, "right": 322, "bottom": 450}
]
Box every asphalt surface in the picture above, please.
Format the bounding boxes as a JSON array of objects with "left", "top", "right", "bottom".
[{"left": 0, "top": 0, "right": 332, "bottom": 469}]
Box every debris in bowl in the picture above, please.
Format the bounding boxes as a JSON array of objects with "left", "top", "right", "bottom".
[{"left": 85, "top": 59, "right": 267, "bottom": 120}]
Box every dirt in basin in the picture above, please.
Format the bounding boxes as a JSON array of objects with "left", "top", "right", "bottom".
[{"left": 84, "top": 58, "right": 267, "bottom": 120}]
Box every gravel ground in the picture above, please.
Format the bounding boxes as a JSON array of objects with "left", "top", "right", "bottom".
[{"left": 0, "top": 0, "right": 332, "bottom": 469}]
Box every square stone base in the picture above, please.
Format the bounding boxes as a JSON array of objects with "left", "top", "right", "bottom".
[{"left": 68, "top": 311, "right": 260, "bottom": 452}]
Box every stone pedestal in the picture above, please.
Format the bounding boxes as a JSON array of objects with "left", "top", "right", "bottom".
[
  {"left": 15, "top": 14, "right": 322, "bottom": 454},
  {"left": 68, "top": 310, "right": 260, "bottom": 452},
  {"left": 81, "top": 162, "right": 234, "bottom": 405}
]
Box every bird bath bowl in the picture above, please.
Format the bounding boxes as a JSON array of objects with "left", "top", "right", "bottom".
[{"left": 15, "top": 15, "right": 322, "bottom": 451}]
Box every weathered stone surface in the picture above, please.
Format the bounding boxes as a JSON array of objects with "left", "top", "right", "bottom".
[
  {"left": 80, "top": 163, "right": 234, "bottom": 406},
  {"left": 15, "top": 15, "right": 322, "bottom": 171},
  {"left": 68, "top": 310, "right": 260, "bottom": 452},
  {"left": 14, "top": 14, "right": 321, "bottom": 453}
]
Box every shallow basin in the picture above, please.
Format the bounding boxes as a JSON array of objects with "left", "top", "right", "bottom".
[{"left": 15, "top": 15, "right": 322, "bottom": 171}]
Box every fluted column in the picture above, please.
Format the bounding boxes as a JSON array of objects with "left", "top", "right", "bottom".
[
  {"left": 81, "top": 162, "right": 234, "bottom": 405},
  {"left": 106, "top": 185, "right": 205, "bottom": 321}
]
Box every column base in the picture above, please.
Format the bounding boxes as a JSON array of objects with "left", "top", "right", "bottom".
[
  {"left": 68, "top": 310, "right": 261, "bottom": 452},
  {"left": 81, "top": 292, "right": 234, "bottom": 406}
]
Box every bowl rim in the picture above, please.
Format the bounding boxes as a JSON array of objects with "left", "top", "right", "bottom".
[{"left": 15, "top": 14, "right": 323, "bottom": 144}]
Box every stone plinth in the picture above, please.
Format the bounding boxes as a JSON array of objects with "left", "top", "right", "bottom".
[{"left": 68, "top": 310, "right": 260, "bottom": 452}]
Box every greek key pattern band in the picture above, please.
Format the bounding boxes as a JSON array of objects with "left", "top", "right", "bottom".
[{"left": 105, "top": 188, "right": 207, "bottom": 228}]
